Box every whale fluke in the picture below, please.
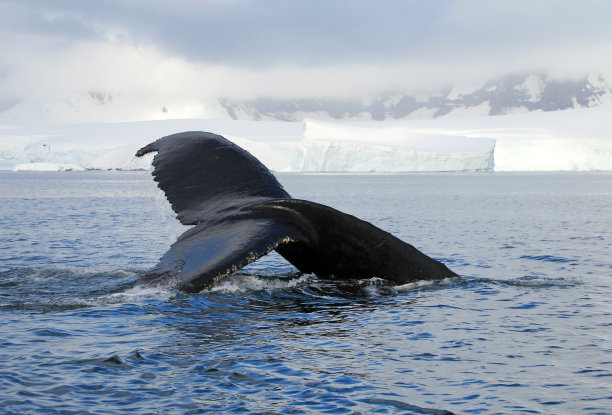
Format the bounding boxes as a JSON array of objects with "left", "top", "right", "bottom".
[
  {"left": 136, "top": 132, "right": 289, "bottom": 226},
  {"left": 137, "top": 132, "right": 457, "bottom": 292}
]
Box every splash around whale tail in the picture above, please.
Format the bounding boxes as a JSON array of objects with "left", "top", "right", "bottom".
[{"left": 136, "top": 131, "right": 457, "bottom": 293}]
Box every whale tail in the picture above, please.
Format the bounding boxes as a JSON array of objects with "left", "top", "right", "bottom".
[{"left": 137, "top": 132, "right": 457, "bottom": 292}]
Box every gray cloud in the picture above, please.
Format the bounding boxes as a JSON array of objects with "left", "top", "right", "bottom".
[
  {"left": 1, "top": 0, "right": 612, "bottom": 101},
  {"left": 2, "top": 0, "right": 444, "bottom": 66}
]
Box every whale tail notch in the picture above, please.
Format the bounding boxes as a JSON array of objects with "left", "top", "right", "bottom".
[{"left": 136, "top": 132, "right": 457, "bottom": 292}]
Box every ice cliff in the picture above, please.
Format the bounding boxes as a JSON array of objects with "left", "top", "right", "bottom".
[
  {"left": 1, "top": 106, "right": 611, "bottom": 172},
  {"left": 302, "top": 119, "right": 494, "bottom": 172}
]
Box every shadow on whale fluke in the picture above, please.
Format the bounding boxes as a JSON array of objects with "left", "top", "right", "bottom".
[{"left": 136, "top": 132, "right": 457, "bottom": 293}]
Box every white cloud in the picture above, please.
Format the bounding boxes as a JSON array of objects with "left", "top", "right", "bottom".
[{"left": 1, "top": 0, "right": 612, "bottom": 106}]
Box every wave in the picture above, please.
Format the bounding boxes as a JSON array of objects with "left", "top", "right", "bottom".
[
  {"left": 0, "top": 266, "right": 583, "bottom": 313},
  {"left": 0, "top": 266, "right": 169, "bottom": 312},
  {"left": 474, "top": 275, "right": 582, "bottom": 288}
]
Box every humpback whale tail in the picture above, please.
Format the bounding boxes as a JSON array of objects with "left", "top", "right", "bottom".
[{"left": 136, "top": 132, "right": 457, "bottom": 292}]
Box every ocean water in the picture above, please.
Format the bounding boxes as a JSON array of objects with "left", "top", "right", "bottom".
[{"left": 1, "top": 171, "right": 611, "bottom": 414}]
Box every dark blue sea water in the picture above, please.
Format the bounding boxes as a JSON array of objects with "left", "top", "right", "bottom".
[{"left": 1, "top": 171, "right": 611, "bottom": 414}]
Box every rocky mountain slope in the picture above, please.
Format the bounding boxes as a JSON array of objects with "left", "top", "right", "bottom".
[
  {"left": 1, "top": 72, "right": 610, "bottom": 125},
  {"left": 220, "top": 73, "right": 612, "bottom": 121}
]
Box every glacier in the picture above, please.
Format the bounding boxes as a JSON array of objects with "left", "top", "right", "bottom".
[{"left": 1, "top": 106, "right": 611, "bottom": 172}]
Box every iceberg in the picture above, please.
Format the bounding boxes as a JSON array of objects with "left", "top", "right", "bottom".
[
  {"left": 1, "top": 106, "right": 611, "bottom": 172},
  {"left": 13, "top": 162, "right": 85, "bottom": 172},
  {"left": 387, "top": 106, "right": 612, "bottom": 172},
  {"left": 494, "top": 138, "right": 612, "bottom": 171},
  {"left": 0, "top": 120, "right": 303, "bottom": 172},
  {"left": 302, "top": 119, "right": 495, "bottom": 172},
  {"left": 299, "top": 106, "right": 612, "bottom": 172},
  {"left": 302, "top": 140, "right": 494, "bottom": 172}
]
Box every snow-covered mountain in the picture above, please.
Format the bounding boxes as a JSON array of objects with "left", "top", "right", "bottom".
[
  {"left": 1, "top": 72, "right": 610, "bottom": 125},
  {"left": 220, "top": 73, "right": 612, "bottom": 121},
  {"left": 0, "top": 93, "right": 231, "bottom": 125}
]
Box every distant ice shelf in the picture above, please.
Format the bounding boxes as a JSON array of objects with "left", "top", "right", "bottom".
[
  {"left": 1, "top": 106, "right": 611, "bottom": 172},
  {"left": 302, "top": 118, "right": 495, "bottom": 172},
  {"left": 13, "top": 162, "right": 85, "bottom": 172},
  {"left": 301, "top": 140, "right": 494, "bottom": 172},
  {"left": 494, "top": 138, "right": 612, "bottom": 171}
]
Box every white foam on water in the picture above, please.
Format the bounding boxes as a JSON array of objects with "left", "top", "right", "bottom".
[
  {"left": 211, "top": 273, "right": 315, "bottom": 293},
  {"left": 104, "top": 284, "right": 176, "bottom": 303},
  {"left": 391, "top": 276, "right": 463, "bottom": 293}
]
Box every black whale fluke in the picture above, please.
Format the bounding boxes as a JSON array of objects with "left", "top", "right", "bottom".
[{"left": 136, "top": 131, "right": 457, "bottom": 292}]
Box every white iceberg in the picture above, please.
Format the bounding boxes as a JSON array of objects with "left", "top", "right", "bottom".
[
  {"left": 302, "top": 118, "right": 495, "bottom": 172},
  {"left": 494, "top": 138, "right": 612, "bottom": 171},
  {"left": 0, "top": 120, "right": 303, "bottom": 172},
  {"left": 13, "top": 162, "right": 85, "bottom": 172},
  {"left": 1, "top": 106, "right": 611, "bottom": 172}
]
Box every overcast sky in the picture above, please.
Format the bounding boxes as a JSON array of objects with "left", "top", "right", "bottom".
[{"left": 1, "top": 0, "right": 612, "bottom": 101}]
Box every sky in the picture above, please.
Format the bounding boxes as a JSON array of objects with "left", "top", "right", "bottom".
[{"left": 1, "top": 0, "right": 612, "bottom": 105}]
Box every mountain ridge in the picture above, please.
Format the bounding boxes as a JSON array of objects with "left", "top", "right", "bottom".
[
  {"left": 220, "top": 73, "right": 612, "bottom": 122},
  {"left": 1, "top": 72, "right": 610, "bottom": 125}
]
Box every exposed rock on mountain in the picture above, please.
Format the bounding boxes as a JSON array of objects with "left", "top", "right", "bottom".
[{"left": 220, "top": 73, "right": 612, "bottom": 121}]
